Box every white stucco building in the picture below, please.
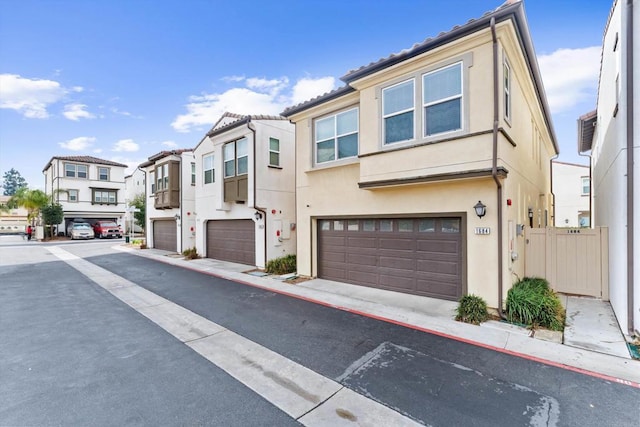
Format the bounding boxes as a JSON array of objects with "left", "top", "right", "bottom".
[
  {"left": 579, "top": 0, "right": 639, "bottom": 336},
  {"left": 552, "top": 161, "right": 590, "bottom": 227}
]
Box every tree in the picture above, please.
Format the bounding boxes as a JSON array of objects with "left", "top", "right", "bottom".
[
  {"left": 9, "top": 188, "right": 49, "bottom": 224},
  {"left": 131, "top": 193, "right": 146, "bottom": 230},
  {"left": 41, "top": 203, "right": 64, "bottom": 240},
  {"left": 2, "top": 168, "right": 28, "bottom": 196}
]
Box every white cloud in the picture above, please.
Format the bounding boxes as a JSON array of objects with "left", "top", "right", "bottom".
[
  {"left": 171, "top": 76, "right": 336, "bottom": 133},
  {"left": 538, "top": 46, "right": 601, "bottom": 113},
  {"left": 161, "top": 140, "right": 178, "bottom": 148},
  {"left": 222, "top": 75, "right": 245, "bottom": 83},
  {"left": 112, "top": 139, "right": 139, "bottom": 152},
  {"left": 59, "top": 136, "right": 96, "bottom": 151},
  {"left": 291, "top": 77, "right": 336, "bottom": 105},
  {"left": 63, "top": 103, "right": 96, "bottom": 121},
  {"left": 0, "top": 74, "right": 67, "bottom": 118},
  {"left": 110, "top": 107, "right": 143, "bottom": 119}
]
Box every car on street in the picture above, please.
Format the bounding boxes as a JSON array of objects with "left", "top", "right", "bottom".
[
  {"left": 93, "top": 221, "right": 123, "bottom": 239},
  {"left": 69, "top": 223, "right": 94, "bottom": 240}
]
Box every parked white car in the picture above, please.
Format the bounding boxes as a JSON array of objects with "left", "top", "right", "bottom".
[{"left": 69, "top": 223, "right": 94, "bottom": 240}]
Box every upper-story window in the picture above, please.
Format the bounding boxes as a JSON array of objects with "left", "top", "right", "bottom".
[
  {"left": 203, "top": 154, "right": 215, "bottom": 184},
  {"left": 315, "top": 108, "right": 359, "bottom": 163},
  {"left": 93, "top": 189, "right": 117, "bottom": 204},
  {"left": 581, "top": 177, "right": 590, "bottom": 196},
  {"left": 423, "top": 62, "right": 462, "bottom": 136},
  {"left": 383, "top": 80, "right": 414, "bottom": 144},
  {"left": 379, "top": 55, "right": 471, "bottom": 147},
  {"left": 503, "top": 59, "right": 511, "bottom": 122},
  {"left": 65, "top": 163, "right": 88, "bottom": 179},
  {"left": 68, "top": 189, "right": 78, "bottom": 202},
  {"left": 191, "top": 162, "right": 196, "bottom": 185},
  {"left": 98, "top": 167, "right": 109, "bottom": 181},
  {"left": 269, "top": 138, "right": 280, "bottom": 167},
  {"left": 150, "top": 171, "right": 155, "bottom": 194},
  {"left": 224, "top": 138, "right": 248, "bottom": 178}
]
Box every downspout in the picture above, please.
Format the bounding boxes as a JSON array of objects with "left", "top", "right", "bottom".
[
  {"left": 491, "top": 18, "right": 507, "bottom": 320},
  {"left": 578, "top": 149, "right": 592, "bottom": 228},
  {"left": 625, "top": 0, "right": 635, "bottom": 335},
  {"left": 248, "top": 119, "right": 267, "bottom": 267}
]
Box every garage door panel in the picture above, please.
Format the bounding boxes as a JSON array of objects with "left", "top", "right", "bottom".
[
  {"left": 207, "top": 220, "right": 255, "bottom": 265},
  {"left": 153, "top": 220, "right": 177, "bottom": 252},
  {"left": 318, "top": 217, "right": 463, "bottom": 301}
]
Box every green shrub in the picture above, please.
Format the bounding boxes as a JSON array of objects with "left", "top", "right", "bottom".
[
  {"left": 505, "top": 277, "right": 565, "bottom": 331},
  {"left": 182, "top": 247, "right": 199, "bottom": 260},
  {"left": 265, "top": 254, "right": 297, "bottom": 275},
  {"left": 456, "top": 294, "right": 489, "bottom": 325}
]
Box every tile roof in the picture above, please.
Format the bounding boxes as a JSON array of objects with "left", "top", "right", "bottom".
[
  {"left": 206, "top": 112, "right": 288, "bottom": 137},
  {"left": 43, "top": 155, "right": 128, "bottom": 172},
  {"left": 139, "top": 148, "right": 194, "bottom": 168}
]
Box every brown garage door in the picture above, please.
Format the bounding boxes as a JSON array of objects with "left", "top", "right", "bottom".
[
  {"left": 153, "top": 219, "right": 177, "bottom": 252},
  {"left": 206, "top": 220, "right": 255, "bottom": 265},
  {"left": 318, "top": 217, "right": 463, "bottom": 300}
]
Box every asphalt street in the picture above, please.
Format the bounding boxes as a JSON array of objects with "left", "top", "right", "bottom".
[{"left": 1, "top": 239, "right": 638, "bottom": 426}]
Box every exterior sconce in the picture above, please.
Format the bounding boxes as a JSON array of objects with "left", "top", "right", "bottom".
[
  {"left": 174, "top": 214, "right": 181, "bottom": 221},
  {"left": 254, "top": 211, "right": 263, "bottom": 221},
  {"left": 474, "top": 201, "right": 486, "bottom": 219},
  {"left": 528, "top": 208, "right": 533, "bottom": 218}
]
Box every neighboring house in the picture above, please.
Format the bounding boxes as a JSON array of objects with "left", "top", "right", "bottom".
[
  {"left": 140, "top": 149, "right": 195, "bottom": 253},
  {"left": 43, "top": 155, "right": 128, "bottom": 234},
  {"left": 283, "top": 1, "right": 558, "bottom": 310},
  {"left": 0, "top": 195, "right": 28, "bottom": 234},
  {"left": 124, "top": 167, "right": 146, "bottom": 233},
  {"left": 578, "top": 0, "right": 638, "bottom": 335},
  {"left": 193, "top": 113, "right": 295, "bottom": 268},
  {"left": 552, "top": 161, "right": 590, "bottom": 227}
]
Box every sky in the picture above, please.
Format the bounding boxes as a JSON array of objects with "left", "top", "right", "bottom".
[{"left": 0, "top": 0, "right": 612, "bottom": 191}]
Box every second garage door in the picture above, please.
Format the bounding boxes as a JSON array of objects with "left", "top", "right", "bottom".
[
  {"left": 206, "top": 220, "right": 255, "bottom": 265},
  {"left": 318, "top": 217, "right": 464, "bottom": 300},
  {"left": 153, "top": 219, "right": 177, "bottom": 252}
]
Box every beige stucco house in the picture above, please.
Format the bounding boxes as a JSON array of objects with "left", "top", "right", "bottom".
[
  {"left": 193, "top": 113, "right": 295, "bottom": 268},
  {"left": 283, "top": 1, "right": 558, "bottom": 311},
  {"left": 140, "top": 149, "right": 195, "bottom": 253}
]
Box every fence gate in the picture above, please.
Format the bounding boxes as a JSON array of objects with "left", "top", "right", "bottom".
[{"left": 524, "top": 227, "right": 608, "bottom": 299}]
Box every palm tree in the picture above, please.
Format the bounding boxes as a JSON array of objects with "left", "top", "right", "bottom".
[{"left": 9, "top": 188, "right": 49, "bottom": 225}]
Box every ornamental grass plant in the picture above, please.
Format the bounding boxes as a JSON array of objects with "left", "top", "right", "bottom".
[
  {"left": 455, "top": 294, "right": 489, "bottom": 325},
  {"left": 505, "top": 277, "right": 565, "bottom": 331}
]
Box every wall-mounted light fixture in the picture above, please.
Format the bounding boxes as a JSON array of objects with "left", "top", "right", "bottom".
[
  {"left": 528, "top": 207, "right": 533, "bottom": 218},
  {"left": 528, "top": 207, "right": 533, "bottom": 228},
  {"left": 474, "top": 200, "right": 487, "bottom": 219},
  {"left": 174, "top": 214, "right": 180, "bottom": 221},
  {"left": 254, "top": 211, "right": 263, "bottom": 221}
]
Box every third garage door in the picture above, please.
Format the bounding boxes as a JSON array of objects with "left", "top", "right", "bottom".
[
  {"left": 318, "top": 217, "right": 463, "bottom": 300},
  {"left": 206, "top": 220, "right": 255, "bottom": 265}
]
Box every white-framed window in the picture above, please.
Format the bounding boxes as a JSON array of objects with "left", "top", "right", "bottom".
[
  {"left": 68, "top": 189, "right": 78, "bottom": 202},
  {"left": 269, "top": 137, "right": 280, "bottom": 167},
  {"left": 98, "top": 167, "right": 109, "bottom": 181},
  {"left": 224, "top": 138, "right": 248, "bottom": 177},
  {"left": 423, "top": 62, "right": 462, "bottom": 136},
  {"left": 503, "top": 58, "right": 511, "bottom": 122},
  {"left": 581, "top": 177, "right": 590, "bottom": 196},
  {"left": 93, "top": 190, "right": 117, "bottom": 204},
  {"left": 191, "top": 162, "right": 196, "bottom": 185},
  {"left": 203, "top": 154, "right": 214, "bottom": 184},
  {"left": 383, "top": 80, "right": 414, "bottom": 144},
  {"left": 64, "top": 163, "right": 88, "bottom": 179},
  {"left": 150, "top": 171, "right": 155, "bottom": 194},
  {"left": 315, "top": 107, "right": 359, "bottom": 163},
  {"left": 162, "top": 164, "right": 168, "bottom": 190}
]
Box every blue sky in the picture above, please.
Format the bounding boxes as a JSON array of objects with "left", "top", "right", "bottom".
[{"left": 0, "top": 0, "right": 612, "bottom": 190}]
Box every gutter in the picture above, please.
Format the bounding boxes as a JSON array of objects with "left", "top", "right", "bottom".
[
  {"left": 247, "top": 119, "right": 267, "bottom": 268},
  {"left": 491, "top": 18, "right": 507, "bottom": 320},
  {"left": 625, "top": 0, "right": 635, "bottom": 335}
]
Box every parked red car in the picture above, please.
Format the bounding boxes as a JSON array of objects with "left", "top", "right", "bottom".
[{"left": 93, "top": 220, "right": 122, "bottom": 239}]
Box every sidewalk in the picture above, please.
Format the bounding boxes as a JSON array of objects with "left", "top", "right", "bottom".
[{"left": 118, "top": 245, "right": 637, "bottom": 387}]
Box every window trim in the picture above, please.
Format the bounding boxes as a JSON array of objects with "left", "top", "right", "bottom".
[
  {"left": 91, "top": 188, "right": 118, "bottom": 205},
  {"left": 382, "top": 79, "right": 415, "bottom": 145},
  {"left": 503, "top": 55, "right": 512, "bottom": 124},
  {"left": 377, "top": 53, "right": 472, "bottom": 150},
  {"left": 203, "top": 153, "right": 215, "bottom": 184},
  {"left": 64, "top": 162, "right": 88, "bottom": 179},
  {"left": 422, "top": 62, "right": 463, "bottom": 137},
  {"left": 313, "top": 106, "right": 359, "bottom": 165},
  {"left": 68, "top": 189, "right": 79, "bottom": 202},
  {"left": 98, "top": 166, "right": 110, "bottom": 181},
  {"left": 191, "top": 162, "right": 196, "bottom": 186},
  {"left": 581, "top": 176, "right": 590, "bottom": 196},
  {"left": 269, "top": 137, "right": 280, "bottom": 167}
]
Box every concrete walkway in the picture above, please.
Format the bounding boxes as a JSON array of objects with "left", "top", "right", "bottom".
[{"left": 115, "top": 246, "right": 639, "bottom": 387}]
